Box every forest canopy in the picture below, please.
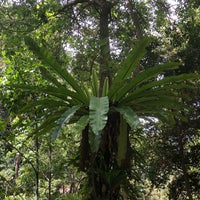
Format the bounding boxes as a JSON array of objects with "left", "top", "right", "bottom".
[{"left": 0, "top": 0, "right": 199, "bottom": 199}]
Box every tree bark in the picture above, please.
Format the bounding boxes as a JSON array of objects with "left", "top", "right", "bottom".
[
  {"left": 178, "top": 132, "right": 193, "bottom": 200},
  {"left": 14, "top": 154, "right": 22, "bottom": 179},
  {"left": 87, "top": 112, "right": 121, "bottom": 200},
  {"left": 99, "top": 2, "right": 112, "bottom": 96},
  {"left": 126, "top": 0, "right": 143, "bottom": 39},
  {"left": 126, "top": 0, "right": 144, "bottom": 78}
]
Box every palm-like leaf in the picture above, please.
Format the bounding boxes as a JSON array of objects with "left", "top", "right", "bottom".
[
  {"left": 10, "top": 84, "right": 84, "bottom": 105},
  {"left": 115, "top": 106, "right": 139, "bottom": 129},
  {"left": 72, "top": 115, "right": 89, "bottom": 135},
  {"left": 24, "top": 36, "right": 89, "bottom": 105},
  {"left": 102, "top": 77, "right": 109, "bottom": 97},
  {"left": 114, "top": 62, "right": 179, "bottom": 102},
  {"left": 51, "top": 105, "right": 81, "bottom": 141},
  {"left": 121, "top": 73, "right": 199, "bottom": 104},
  {"left": 88, "top": 96, "right": 109, "bottom": 152},
  {"left": 89, "top": 96, "right": 109, "bottom": 135},
  {"left": 39, "top": 66, "right": 64, "bottom": 88},
  {"left": 19, "top": 99, "right": 68, "bottom": 114},
  {"left": 91, "top": 69, "right": 99, "bottom": 97},
  {"left": 109, "top": 37, "right": 151, "bottom": 99}
]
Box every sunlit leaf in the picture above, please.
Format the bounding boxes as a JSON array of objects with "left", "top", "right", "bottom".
[
  {"left": 89, "top": 96, "right": 109, "bottom": 152},
  {"left": 89, "top": 96, "right": 109, "bottom": 135}
]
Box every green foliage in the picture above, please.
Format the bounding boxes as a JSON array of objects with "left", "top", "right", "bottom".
[
  {"left": 89, "top": 96, "right": 109, "bottom": 135},
  {"left": 115, "top": 37, "right": 151, "bottom": 82},
  {"left": 89, "top": 96, "right": 109, "bottom": 152},
  {"left": 0, "top": 117, "right": 6, "bottom": 132},
  {"left": 24, "top": 36, "right": 88, "bottom": 105},
  {"left": 91, "top": 69, "right": 99, "bottom": 97},
  {"left": 72, "top": 115, "right": 89, "bottom": 135},
  {"left": 16, "top": 36, "right": 199, "bottom": 198},
  {"left": 116, "top": 62, "right": 179, "bottom": 103},
  {"left": 109, "top": 37, "right": 151, "bottom": 100},
  {"left": 1, "top": 0, "right": 200, "bottom": 199},
  {"left": 115, "top": 106, "right": 139, "bottom": 129},
  {"left": 51, "top": 105, "right": 81, "bottom": 141},
  {"left": 102, "top": 77, "right": 109, "bottom": 97},
  {"left": 3, "top": 34, "right": 199, "bottom": 198}
]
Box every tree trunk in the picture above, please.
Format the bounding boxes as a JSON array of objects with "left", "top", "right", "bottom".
[
  {"left": 99, "top": 2, "right": 112, "bottom": 96},
  {"left": 126, "top": 0, "right": 143, "bottom": 39},
  {"left": 79, "top": 2, "right": 133, "bottom": 199},
  {"left": 87, "top": 113, "right": 120, "bottom": 200},
  {"left": 178, "top": 132, "right": 193, "bottom": 200},
  {"left": 14, "top": 154, "right": 22, "bottom": 179},
  {"left": 126, "top": 0, "right": 143, "bottom": 78},
  {"left": 35, "top": 137, "right": 40, "bottom": 200},
  {"left": 83, "top": 110, "right": 132, "bottom": 200},
  {"left": 48, "top": 141, "right": 52, "bottom": 200}
]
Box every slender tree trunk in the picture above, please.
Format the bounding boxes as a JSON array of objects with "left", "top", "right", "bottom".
[
  {"left": 99, "top": 2, "right": 112, "bottom": 96},
  {"left": 126, "top": 0, "right": 144, "bottom": 78},
  {"left": 48, "top": 141, "right": 52, "bottom": 200},
  {"left": 178, "top": 132, "right": 193, "bottom": 200},
  {"left": 14, "top": 154, "right": 22, "bottom": 179},
  {"left": 35, "top": 136, "right": 40, "bottom": 200},
  {"left": 126, "top": 0, "right": 143, "bottom": 39}
]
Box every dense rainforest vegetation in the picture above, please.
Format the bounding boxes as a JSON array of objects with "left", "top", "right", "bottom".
[{"left": 0, "top": 0, "right": 199, "bottom": 199}]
